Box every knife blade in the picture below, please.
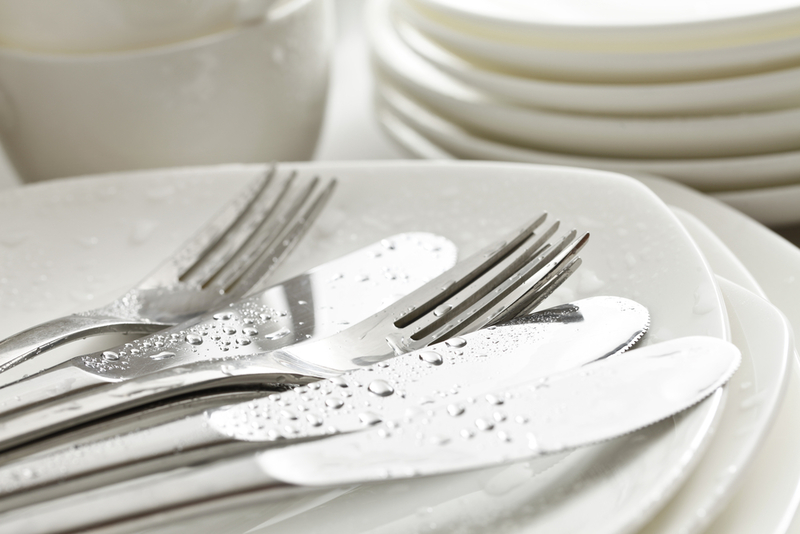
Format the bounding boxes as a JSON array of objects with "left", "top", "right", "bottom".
[
  {"left": 0, "top": 296, "right": 649, "bottom": 511},
  {"left": 259, "top": 336, "right": 740, "bottom": 486},
  {"left": 0, "top": 335, "right": 738, "bottom": 534},
  {"left": 0, "top": 233, "right": 457, "bottom": 416}
]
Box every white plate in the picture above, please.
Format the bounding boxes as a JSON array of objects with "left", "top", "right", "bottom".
[
  {"left": 0, "top": 162, "right": 727, "bottom": 534},
  {"left": 369, "top": 2, "right": 800, "bottom": 160},
  {"left": 395, "top": 0, "right": 800, "bottom": 83},
  {"left": 396, "top": 17, "right": 800, "bottom": 116},
  {"left": 407, "top": 0, "right": 800, "bottom": 50},
  {"left": 376, "top": 85, "right": 800, "bottom": 192},
  {"left": 637, "top": 174, "right": 800, "bottom": 534},
  {"left": 638, "top": 205, "right": 793, "bottom": 534},
  {"left": 712, "top": 184, "right": 800, "bottom": 228}
]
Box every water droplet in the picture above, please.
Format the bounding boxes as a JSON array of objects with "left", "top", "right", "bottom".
[
  {"left": 185, "top": 334, "right": 203, "bottom": 345},
  {"left": 460, "top": 429, "right": 474, "bottom": 439},
  {"left": 368, "top": 380, "right": 394, "bottom": 397},
  {"left": 265, "top": 327, "right": 291, "bottom": 340},
  {"left": 433, "top": 304, "right": 452, "bottom": 317},
  {"left": 429, "top": 435, "right": 450, "bottom": 446},
  {"left": 223, "top": 326, "right": 237, "bottom": 335},
  {"left": 213, "top": 312, "right": 232, "bottom": 321},
  {"left": 447, "top": 404, "right": 465, "bottom": 417},
  {"left": 150, "top": 351, "right": 175, "bottom": 360},
  {"left": 102, "top": 351, "right": 119, "bottom": 361},
  {"left": 485, "top": 394, "right": 504, "bottom": 405},
  {"left": 236, "top": 337, "right": 251, "bottom": 346},
  {"left": 475, "top": 418, "right": 494, "bottom": 431},
  {"left": 305, "top": 413, "right": 323, "bottom": 427},
  {"left": 418, "top": 351, "right": 443, "bottom": 366},
  {"left": 498, "top": 431, "right": 511, "bottom": 442},
  {"left": 359, "top": 412, "right": 382, "bottom": 425},
  {"left": 527, "top": 433, "right": 540, "bottom": 452},
  {"left": 242, "top": 327, "right": 258, "bottom": 336},
  {"left": 326, "top": 398, "right": 344, "bottom": 409},
  {"left": 279, "top": 410, "right": 297, "bottom": 420},
  {"left": 329, "top": 376, "right": 348, "bottom": 388},
  {"left": 445, "top": 337, "right": 467, "bottom": 348}
]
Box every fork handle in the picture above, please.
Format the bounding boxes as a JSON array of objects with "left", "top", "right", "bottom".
[{"left": 0, "top": 314, "right": 170, "bottom": 376}]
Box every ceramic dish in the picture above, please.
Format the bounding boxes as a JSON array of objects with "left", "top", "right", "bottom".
[
  {"left": 395, "top": 0, "right": 800, "bottom": 83},
  {"left": 406, "top": 0, "right": 800, "bottom": 51},
  {"left": 641, "top": 206, "right": 793, "bottom": 533},
  {"left": 638, "top": 175, "right": 800, "bottom": 533},
  {"left": 378, "top": 101, "right": 800, "bottom": 230},
  {"left": 0, "top": 162, "right": 728, "bottom": 534},
  {"left": 369, "top": 2, "right": 800, "bottom": 160},
  {"left": 375, "top": 85, "right": 800, "bottom": 192},
  {"left": 0, "top": 0, "right": 242, "bottom": 54},
  {"left": 0, "top": 0, "right": 333, "bottom": 183},
  {"left": 396, "top": 17, "right": 800, "bottom": 116},
  {"left": 712, "top": 184, "right": 800, "bottom": 228}
]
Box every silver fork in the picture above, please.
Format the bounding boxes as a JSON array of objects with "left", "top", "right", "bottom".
[
  {"left": 0, "top": 215, "right": 588, "bottom": 453},
  {"left": 0, "top": 166, "right": 337, "bottom": 374},
  {"left": 274, "top": 214, "right": 588, "bottom": 376}
]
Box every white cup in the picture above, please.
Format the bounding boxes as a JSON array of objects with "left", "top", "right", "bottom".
[{"left": 0, "top": 0, "right": 333, "bottom": 182}]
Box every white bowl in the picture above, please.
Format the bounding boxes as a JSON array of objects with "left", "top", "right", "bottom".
[
  {"left": 0, "top": 0, "right": 275, "bottom": 54},
  {"left": 0, "top": 0, "right": 333, "bottom": 183}
]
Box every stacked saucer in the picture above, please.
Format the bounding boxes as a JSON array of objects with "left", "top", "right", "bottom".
[{"left": 368, "top": 0, "right": 800, "bottom": 226}]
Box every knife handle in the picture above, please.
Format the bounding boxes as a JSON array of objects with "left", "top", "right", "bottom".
[
  {"left": 0, "top": 313, "right": 168, "bottom": 376},
  {"left": 0, "top": 358, "right": 313, "bottom": 453},
  {"left": 0, "top": 453, "right": 301, "bottom": 534},
  {"left": 0, "top": 414, "right": 237, "bottom": 512}
]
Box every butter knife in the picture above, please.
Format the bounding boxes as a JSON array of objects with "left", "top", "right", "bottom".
[
  {"left": 0, "top": 335, "right": 739, "bottom": 534},
  {"left": 0, "top": 296, "right": 649, "bottom": 511}
]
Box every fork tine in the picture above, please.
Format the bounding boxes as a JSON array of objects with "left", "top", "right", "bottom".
[
  {"left": 168, "top": 165, "right": 276, "bottom": 281},
  {"left": 210, "top": 176, "right": 337, "bottom": 296},
  {"left": 392, "top": 213, "right": 548, "bottom": 328},
  {"left": 490, "top": 234, "right": 589, "bottom": 323},
  {"left": 401, "top": 221, "right": 561, "bottom": 340},
  {"left": 413, "top": 231, "right": 589, "bottom": 347},
  {"left": 502, "top": 257, "right": 583, "bottom": 320},
  {"left": 179, "top": 170, "right": 299, "bottom": 287}
]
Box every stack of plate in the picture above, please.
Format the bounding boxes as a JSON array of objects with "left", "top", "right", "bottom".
[
  {"left": 368, "top": 0, "right": 800, "bottom": 227},
  {"left": 1, "top": 162, "right": 798, "bottom": 533}
]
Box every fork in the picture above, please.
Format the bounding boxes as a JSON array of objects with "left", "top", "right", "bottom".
[
  {"left": 0, "top": 166, "right": 337, "bottom": 374},
  {"left": 0, "top": 215, "right": 588, "bottom": 452}
]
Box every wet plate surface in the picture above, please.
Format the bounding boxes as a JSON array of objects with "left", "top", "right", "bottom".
[{"left": 0, "top": 161, "right": 727, "bottom": 534}]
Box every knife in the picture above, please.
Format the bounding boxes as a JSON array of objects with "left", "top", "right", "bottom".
[
  {"left": 0, "top": 233, "right": 457, "bottom": 413},
  {"left": 0, "top": 335, "right": 738, "bottom": 534},
  {"left": 0, "top": 296, "right": 649, "bottom": 511}
]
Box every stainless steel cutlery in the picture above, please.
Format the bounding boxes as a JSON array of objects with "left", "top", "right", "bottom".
[{"left": 0, "top": 166, "right": 336, "bottom": 375}]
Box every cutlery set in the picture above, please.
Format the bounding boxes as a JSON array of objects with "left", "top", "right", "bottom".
[{"left": 0, "top": 170, "right": 741, "bottom": 531}]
